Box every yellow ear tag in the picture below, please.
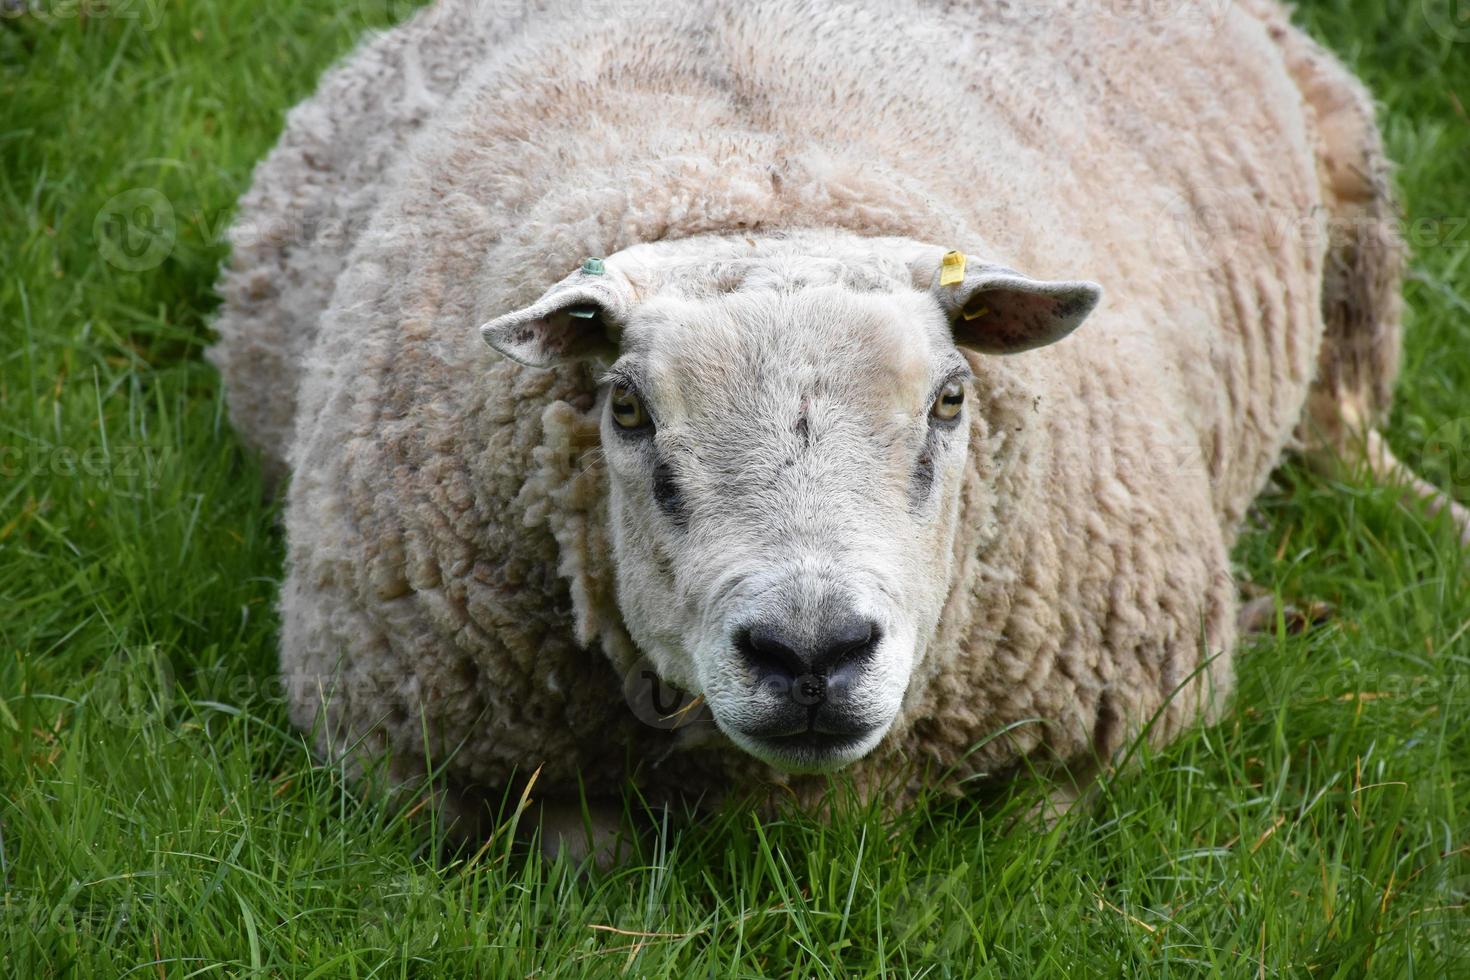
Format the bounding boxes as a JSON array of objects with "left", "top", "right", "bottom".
[
  {"left": 961, "top": 302, "right": 990, "bottom": 321},
  {"left": 939, "top": 250, "right": 967, "bottom": 287}
]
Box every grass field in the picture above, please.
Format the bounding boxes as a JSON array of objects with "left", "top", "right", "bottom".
[{"left": 3, "top": 0, "right": 1469, "bottom": 975}]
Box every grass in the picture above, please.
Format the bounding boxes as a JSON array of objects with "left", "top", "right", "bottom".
[{"left": 2, "top": 0, "right": 1468, "bottom": 975}]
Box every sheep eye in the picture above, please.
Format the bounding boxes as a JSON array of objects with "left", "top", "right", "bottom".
[
  {"left": 931, "top": 381, "right": 965, "bottom": 422},
  {"left": 610, "top": 383, "right": 651, "bottom": 431}
]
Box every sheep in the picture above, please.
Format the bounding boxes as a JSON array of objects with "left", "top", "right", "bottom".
[{"left": 209, "top": 0, "right": 1466, "bottom": 847}]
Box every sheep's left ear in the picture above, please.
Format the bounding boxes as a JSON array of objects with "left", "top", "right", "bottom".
[
  {"left": 479, "top": 258, "right": 636, "bottom": 368},
  {"left": 915, "top": 250, "right": 1101, "bottom": 355}
]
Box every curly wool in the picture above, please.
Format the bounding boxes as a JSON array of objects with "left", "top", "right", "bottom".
[{"left": 210, "top": 0, "right": 1400, "bottom": 811}]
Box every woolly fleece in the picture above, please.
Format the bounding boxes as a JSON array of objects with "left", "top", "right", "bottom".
[{"left": 210, "top": 0, "right": 1404, "bottom": 813}]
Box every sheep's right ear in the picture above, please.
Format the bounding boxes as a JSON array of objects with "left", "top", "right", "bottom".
[{"left": 479, "top": 259, "right": 634, "bottom": 368}]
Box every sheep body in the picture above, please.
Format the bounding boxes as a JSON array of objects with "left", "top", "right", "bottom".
[{"left": 210, "top": 0, "right": 1405, "bottom": 814}]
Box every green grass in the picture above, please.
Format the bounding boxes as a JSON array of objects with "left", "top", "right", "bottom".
[{"left": 2, "top": 1, "right": 1468, "bottom": 975}]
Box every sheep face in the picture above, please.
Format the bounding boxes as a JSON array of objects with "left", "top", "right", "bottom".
[
  {"left": 481, "top": 235, "right": 1100, "bottom": 772},
  {"left": 600, "top": 282, "right": 971, "bottom": 772}
]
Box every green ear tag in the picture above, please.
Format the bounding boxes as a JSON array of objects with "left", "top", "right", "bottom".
[
  {"left": 566, "top": 305, "right": 598, "bottom": 319},
  {"left": 581, "top": 257, "right": 605, "bottom": 275}
]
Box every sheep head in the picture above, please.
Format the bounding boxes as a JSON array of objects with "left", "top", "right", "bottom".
[{"left": 480, "top": 231, "right": 1100, "bottom": 773}]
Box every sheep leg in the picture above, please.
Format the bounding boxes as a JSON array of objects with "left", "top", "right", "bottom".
[
  {"left": 1259, "top": 12, "right": 1470, "bottom": 546},
  {"left": 1256, "top": 1, "right": 1405, "bottom": 467},
  {"left": 1361, "top": 429, "right": 1470, "bottom": 546},
  {"left": 1235, "top": 581, "right": 1334, "bottom": 635},
  {"left": 435, "top": 783, "right": 634, "bottom": 870},
  {"left": 532, "top": 797, "right": 634, "bottom": 870},
  {"left": 1236, "top": 594, "right": 1335, "bottom": 635}
]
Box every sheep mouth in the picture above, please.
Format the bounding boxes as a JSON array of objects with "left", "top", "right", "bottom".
[{"left": 730, "top": 723, "right": 886, "bottom": 773}]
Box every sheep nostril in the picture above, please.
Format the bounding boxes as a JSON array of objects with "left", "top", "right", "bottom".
[
  {"left": 736, "top": 623, "right": 805, "bottom": 681},
  {"left": 812, "top": 616, "right": 880, "bottom": 676},
  {"left": 734, "top": 615, "right": 882, "bottom": 692}
]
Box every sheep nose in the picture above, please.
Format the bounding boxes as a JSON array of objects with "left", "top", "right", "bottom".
[{"left": 736, "top": 615, "right": 881, "bottom": 704}]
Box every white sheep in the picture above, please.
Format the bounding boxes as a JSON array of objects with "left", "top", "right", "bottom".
[{"left": 209, "top": 0, "right": 1465, "bottom": 846}]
